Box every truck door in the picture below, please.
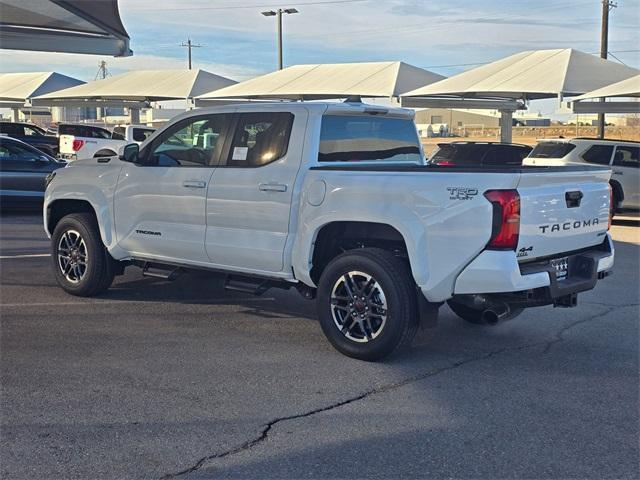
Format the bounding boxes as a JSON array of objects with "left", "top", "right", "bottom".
[
  {"left": 205, "top": 109, "right": 307, "bottom": 273},
  {"left": 114, "top": 113, "right": 233, "bottom": 264}
]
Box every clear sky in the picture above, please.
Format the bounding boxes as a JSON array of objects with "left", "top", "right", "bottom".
[{"left": 1, "top": 0, "right": 638, "bottom": 116}]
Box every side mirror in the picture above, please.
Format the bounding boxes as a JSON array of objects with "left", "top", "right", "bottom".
[{"left": 119, "top": 143, "right": 139, "bottom": 163}]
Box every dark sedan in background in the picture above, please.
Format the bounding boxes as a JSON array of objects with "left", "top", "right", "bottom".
[
  {"left": 0, "top": 122, "right": 60, "bottom": 157},
  {"left": 0, "top": 136, "right": 66, "bottom": 209},
  {"left": 428, "top": 141, "right": 533, "bottom": 167}
]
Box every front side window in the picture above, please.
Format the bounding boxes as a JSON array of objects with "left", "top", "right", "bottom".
[
  {"left": 613, "top": 146, "right": 639, "bottom": 168},
  {"left": 581, "top": 145, "right": 614, "bottom": 165},
  {"left": 145, "top": 114, "right": 229, "bottom": 167},
  {"left": 112, "top": 127, "right": 126, "bottom": 140},
  {"left": 0, "top": 141, "right": 41, "bottom": 164},
  {"left": 319, "top": 115, "right": 422, "bottom": 163},
  {"left": 226, "top": 112, "right": 294, "bottom": 167}
]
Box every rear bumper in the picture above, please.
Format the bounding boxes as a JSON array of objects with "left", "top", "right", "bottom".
[{"left": 453, "top": 233, "right": 614, "bottom": 303}]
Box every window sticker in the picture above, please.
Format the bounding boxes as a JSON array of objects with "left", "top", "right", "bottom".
[{"left": 232, "top": 146, "right": 248, "bottom": 161}]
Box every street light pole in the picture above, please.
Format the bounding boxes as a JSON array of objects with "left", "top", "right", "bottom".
[{"left": 262, "top": 8, "right": 298, "bottom": 70}]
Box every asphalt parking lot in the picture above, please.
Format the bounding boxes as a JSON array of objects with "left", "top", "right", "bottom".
[{"left": 1, "top": 212, "right": 638, "bottom": 480}]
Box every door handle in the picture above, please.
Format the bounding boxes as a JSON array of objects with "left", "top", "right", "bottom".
[
  {"left": 183, "top": 180, "right": 206, "bottom": 188},
  {"left": 613, "top": 170, "right": 623, "bottom": 175},
  {"left": 259, "top": 182, "right": 287, "bottom": 192}
]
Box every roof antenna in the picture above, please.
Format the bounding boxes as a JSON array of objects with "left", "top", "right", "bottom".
[{"left": 344, "top": 95, "right": 362, "bottom": 103}]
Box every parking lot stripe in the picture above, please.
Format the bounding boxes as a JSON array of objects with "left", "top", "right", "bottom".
[{"left": 0, "top": 253, "right": 51, "bottom": 259}]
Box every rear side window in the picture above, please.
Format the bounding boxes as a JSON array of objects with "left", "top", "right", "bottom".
[
  {"left": 0, "top": 123, "right": 22, "bottom": 135},
  {"left": 319, "top": 115, "right": 421, "bottom": 163},
  {"left": 88, "top": 127, "right": 111, "bottom": 139},
  {"left": 582, "top": 145, "right": 614, "bottom": 165},
  {"left": 529, "top": 142, "right": 576, "bottom": 159},
  {"left": 132, "top": 128, "right": 154, "bottom": 142},
  {"left": 226, "top": 112, "right": 294, "bottom": 167},
  {"left": 613, "top": 146, "right": 639, "bottom": 168}
]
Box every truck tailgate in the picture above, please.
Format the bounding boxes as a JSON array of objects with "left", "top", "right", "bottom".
[
  {"left": 59, "top": 134, "right": 75, "bottom": 155},
  {"left": 516, "top": 167, "right": 611, "bottom": 261}
]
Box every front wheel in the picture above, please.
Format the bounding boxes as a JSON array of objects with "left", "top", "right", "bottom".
[
  {"left": 317, "top": 248, "right": 418, "bottom": 361},
  {"left": 51, "top": 213, "right": 115, "bottom": 296}
]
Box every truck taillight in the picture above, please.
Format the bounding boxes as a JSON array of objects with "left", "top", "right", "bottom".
[
  {"left": 72, "top": 139, "right": 85, "bottom": 152},
  {"left": 608, "top": 183, "right": 613, "bottom": 230},
  {"left": 484, "top": 189, "right": 520, "bottom": 250}
]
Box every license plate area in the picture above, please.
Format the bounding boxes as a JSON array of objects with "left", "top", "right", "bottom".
[{"left": 550, "top": 256, "right": 569, "bottom": 281}]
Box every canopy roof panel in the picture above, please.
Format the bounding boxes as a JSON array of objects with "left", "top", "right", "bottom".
[
  {"left": 198, "top": 61, "right": 444, "bottom": 100},
  {"left": 0, "top": 0, "right": 132, "bottom": 57},
  {"left": 0, "top": 71, "right": 84, "bottom": 102},
  {"left": 573, "top": 74, "right": 640, "bottom": 101},
  {"left": 403, "top": 49, "right": 639, "bottom": 100},
  {"left": 34, "top": 69, "right": 237, "bottom": 104}
]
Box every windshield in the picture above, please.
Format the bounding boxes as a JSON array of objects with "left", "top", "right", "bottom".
[
  {"left": 529, "top": 142, "right": 576, "bottom": 159},
  {"left": 318, "top": 115, "right": 422, "bottom": 163}
]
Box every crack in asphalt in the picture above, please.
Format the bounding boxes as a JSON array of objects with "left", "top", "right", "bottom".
[{"left": 161, "top": 304, "right": 631, "bottom": 479}]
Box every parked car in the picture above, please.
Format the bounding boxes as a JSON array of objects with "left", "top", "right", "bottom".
[
  {"left": 59, "top": 123, "right": 155, "bottom": 161},
  {"left": 525, "top": 138, "right": 639, "bottom": 211},
  {"left": 428, "top": 141, "right": 532, "bottom": 166},
  {"left": 0, "top": 136, "right": 66, "bottom": 207},
  {"left": 43, "top": 102, "right": 614, "bottom": 360},
  {"left": 0, "top": 121, "right": 59, "bottom": 157}
]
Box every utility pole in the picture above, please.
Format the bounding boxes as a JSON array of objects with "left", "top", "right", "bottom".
[
  {"left": 599, "top": 0, "right": 617, "bottom": 138},
  {"left": 95, "top": 61, "right": 110, "bottom": 120},
  {"left": 180, "top": 38, "right": 202, "bottom": 70},
  {"left": 262, "top": 8, "right": 298, "bottom": 70},
  {"left": 95, "top": 60, "right": 109, "bottom": 80}
]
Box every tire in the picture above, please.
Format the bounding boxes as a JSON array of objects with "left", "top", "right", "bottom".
[
  {"left": 317, "top": 248, "right": 418, "bottom": 361},
  {"left": 447, "top": 299, "right": 523, "bottom": 325},
  {"left": 51, "top": 213, "right": 115, "bottom": 296}
]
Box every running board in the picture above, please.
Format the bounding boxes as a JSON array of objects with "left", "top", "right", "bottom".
[
  {"left": 224, "top": 275, "right": 273, "bottom": 296},
  {"left": 141, "top": 262, "right": 182, "bottom": 280}
]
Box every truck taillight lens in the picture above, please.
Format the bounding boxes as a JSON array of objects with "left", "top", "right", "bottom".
[
  {"left": 484, "top": 189, "right": 520, "bottom": 250},
  {"left": 72, "top": 139, "right": 85, "bottom": 152},
  {"left": 608, "top": 184, "right": 613, "bottom": 230}
]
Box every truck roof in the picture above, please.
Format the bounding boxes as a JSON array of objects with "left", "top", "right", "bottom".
[{"left": 171, "top": 101, "right": 415, "bottom": 122}]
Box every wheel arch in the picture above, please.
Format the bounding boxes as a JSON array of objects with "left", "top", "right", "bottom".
[
  {"left": 609, "top": 179, "right": 624, "bottom": 208},
  {"left": 93, "top": 149, "right": 117, "bottom": 158},
  {"left": 45, "top": 199, "right": 115, "bottom": 251},
  {"left": 307, "top": 221, "right": 413, "bottom": 285}
]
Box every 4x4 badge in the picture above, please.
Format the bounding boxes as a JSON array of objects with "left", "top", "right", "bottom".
[{"left": 517, "top": 246, "right": 533, "bottom": 257}]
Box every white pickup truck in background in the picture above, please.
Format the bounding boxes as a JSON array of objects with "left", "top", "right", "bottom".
[
  {"left": 59, "top": 124, "right": 155, "bottom": 161},
  {"left": 43, "top": 102, "right": 614, "bottom": 360}
]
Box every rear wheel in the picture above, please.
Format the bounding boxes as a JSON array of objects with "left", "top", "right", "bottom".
[
  {"left": 51, "top": 213, "right": 115, "bottom": 296},
  {"left": 447, "top": 299, "right": 522, "bottom": 325},
  {"left": 317, "top": 248, "right": 418, "bottom": 361}
]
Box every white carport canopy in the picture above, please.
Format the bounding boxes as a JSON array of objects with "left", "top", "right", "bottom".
[
  {"left": 0, "top": 0, "right": 132, "bottom": 57},
  {"left": 33, "top": 69, "right": 237, "bottom": 107},
  {"left": 402, "top": 49, "right": 639, "bottom": 142},
  {"left": 571, "top": 75, "right": 640, "bottom": 114},
  {"left": 0, "top": 71, "right": 84, "bottom": 106},
  {"left": 197, "top": 61, "right": 444, "bottom": 101},
  {"left": 402, "top": 49, "right": 639, "bottom": 101}
]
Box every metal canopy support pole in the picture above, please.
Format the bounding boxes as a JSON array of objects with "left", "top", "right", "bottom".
[
  {"left": 129, "top": 107, "right": 140, "bottom": 124},
  {"left": 500, "top": 110, "right": 513, "bottom": 143}
]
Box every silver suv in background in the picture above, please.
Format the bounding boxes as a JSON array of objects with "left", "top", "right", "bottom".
[{"left": 525, "top": 138, "right": 639, "bottom": 211}]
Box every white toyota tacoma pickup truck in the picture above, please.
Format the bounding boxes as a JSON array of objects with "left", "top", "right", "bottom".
[{"left": 43, "top": 102, "right": 614, "bottom": 360}]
